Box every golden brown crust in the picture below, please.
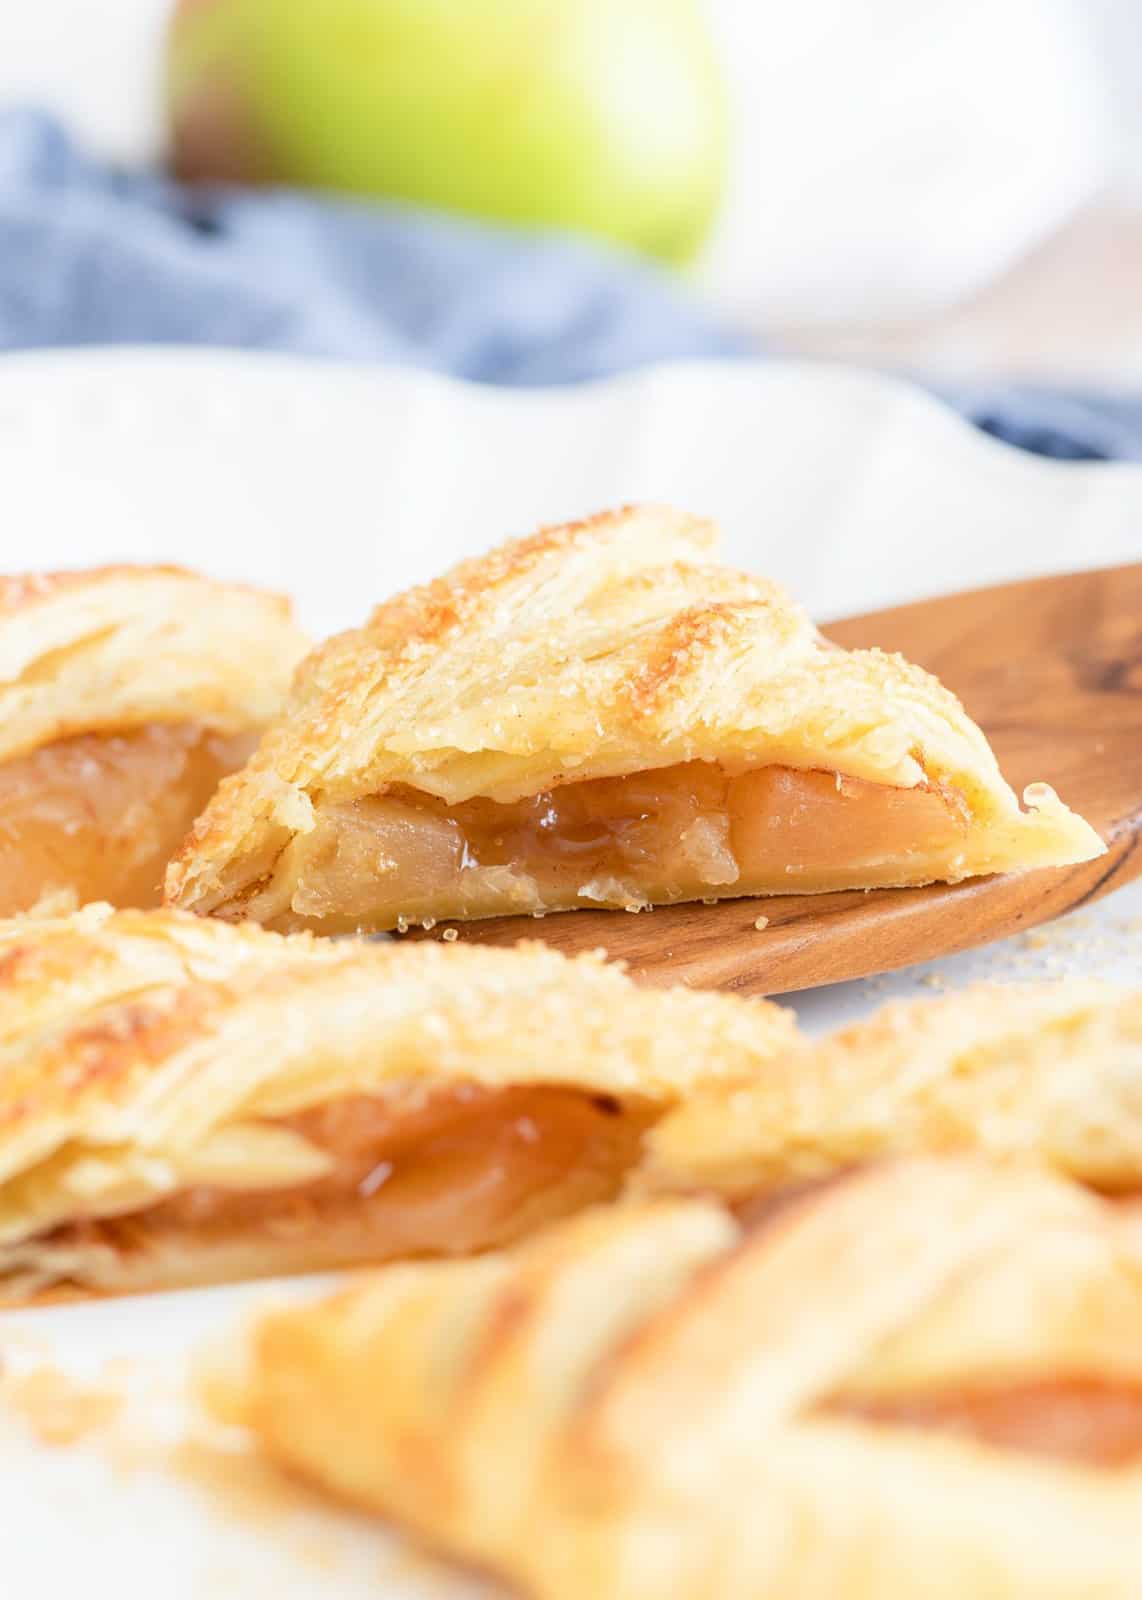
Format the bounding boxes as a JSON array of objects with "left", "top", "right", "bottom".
[
  {"left": 0, "top": 904, "right": 798, "bottom": 1298},
  {"left": 0, "top": 564, "right": 308, "bottom": 765},
  {"left": 239, "top": 1160, "right": 1142, "bottom": 1598},
  {"left": 164, "top": 505, "right": 1102, "bottom": 927},
  {"left": 0, "top": 564, "right": 235, "bottom": 618},
  {"left": 638, "top": 980, "right": 1142, "bottom": 1202}
]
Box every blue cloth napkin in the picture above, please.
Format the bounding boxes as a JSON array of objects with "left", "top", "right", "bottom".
[{"left": 2, "top": 107, "right": 1141, "bottom": 460}]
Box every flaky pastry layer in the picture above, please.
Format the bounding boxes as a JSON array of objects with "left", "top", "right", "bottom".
[
  {"left": 164, "top": 506, "right": 1101, "bottom": 927},
  {"left": 0, "top": 904, "right": 797, "bottom": 1298},
  {"left": 638, "top": 979, "right": 1142, "bottom": 1202},
  {"left": 0, "top": 565, "right": 308, "bottom": 766},
  {"left": 235, "top": 1159, "right": 1142, "bottom": 1599}
]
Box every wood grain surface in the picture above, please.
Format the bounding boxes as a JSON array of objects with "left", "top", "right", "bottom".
[{"left": 417, "top": 564, "right": 1142, "bottom": 995}]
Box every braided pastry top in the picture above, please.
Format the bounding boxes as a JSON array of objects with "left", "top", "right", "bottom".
[{"left": 239, "top": 1158, "right": 1142, "bottom": 1599}]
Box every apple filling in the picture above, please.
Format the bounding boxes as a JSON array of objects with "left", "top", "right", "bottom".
[
  {"left": 274, "top": 760, "right": 972, "bottom": 932},
  {"left": 0, "top": 723, "right": 258, "bottom": 917},
  {"left": 822, "top": 1379, "right": 1142, "bottom": 1469},
  {"left": 8, "top": 1084, "right": 655, "bottom": 1298},
  {"left": 747, "top": 1178, "right": 1142, "bottom": 1470}
]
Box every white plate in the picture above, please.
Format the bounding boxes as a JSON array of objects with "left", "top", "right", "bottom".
[
  {"left": 1, "top": 350, "right": 1139, "bottom": 1599},
  {"left": 4, "top": 347, "right": 1142, "bottom": 633}
]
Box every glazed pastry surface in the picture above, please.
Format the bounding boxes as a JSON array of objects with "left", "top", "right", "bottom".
[
  {"left": 164, "top": 506, "right": 1101, "bottom": 932},
  {"left": 639, "top": 980, "right": 1142, "bottom": 1202},
  {"left": 238, "top": 1159, "right": 1142, "bottom": 1599},
  {"left": 0, "top": 904, "right": 797, "bottom": 1299},
  {"left": 0, "top": 566, "right": 308, "bottom": 915}
]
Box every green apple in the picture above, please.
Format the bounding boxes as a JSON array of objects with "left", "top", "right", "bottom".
[{"left": 167, "top": 0, "right": 726, "bottom": 266}]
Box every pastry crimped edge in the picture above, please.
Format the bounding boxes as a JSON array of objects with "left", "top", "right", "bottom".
[
  {"left": 637, "top": 978, "right": 1142, "bottom": 1203},
  {"left": 163, "top": 505, "right": 1102, "bottom": 921},
  {"left": 0, "top": 903, "right": 798, "bottom": 1297},
  {"left": 0, "top": 565, "right": 309, "bottom": 765},
  {"left": 233, "top": 1158, "right": 1142, "bottom": 1599}
]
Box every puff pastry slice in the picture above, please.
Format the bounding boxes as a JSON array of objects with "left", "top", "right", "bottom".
[
  {"left": 639, "top": 979, "right": 1142, "bottom": 1203},
  {"left": 0, "top": 566, "right": 308, "bottom": 916},
  {"left": 164, "top": 506, "right": 1102, "bottom": 933},
  {"left": 236, "top": 1159, "right": 1142, "bottom": 1599},
  {"left": 0, "top": 903, "right": 797, "bottom": 1300}
]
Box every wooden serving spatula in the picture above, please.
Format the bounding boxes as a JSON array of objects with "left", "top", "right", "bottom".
[{"left": 452, "top": 563, "right": 1142, "bottom": 995}]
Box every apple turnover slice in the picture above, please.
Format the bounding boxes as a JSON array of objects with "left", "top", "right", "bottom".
[
  {"left": 0, "top": 566, "right": 307, "bottom": 916},
  {"left": 235, "top": 1160, "right": 1142, "bottom": 1599},
  {"left": 638, "top": 979, "right": 1142, "bottom": 1204},
  {"left": 0, "top": 903, "right": 797, "bottom": 1301},
  {"left": 165, "top": 505, "right": 1103, "bottom": 934}
]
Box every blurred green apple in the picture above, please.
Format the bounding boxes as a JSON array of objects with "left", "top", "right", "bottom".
[{"left": 167, "top": 0, "right": 727, "bottom": 266}]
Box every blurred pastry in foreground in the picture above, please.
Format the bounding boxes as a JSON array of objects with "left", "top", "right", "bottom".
[
  {"left": 164, "top": 505, "right": 1101, "bottom": 934},
  {"left": 0, "top": 566, "right": 307, "bottom": 916},
  {"left": 0, "top": 903, "right": 797, "bottom": 1301},
  {"left": 638, "top": 980, "right": 1142, "bottom": 1204},
  {"left": 235, "top": 1160, "right": 1142, "bottom": 1599}
]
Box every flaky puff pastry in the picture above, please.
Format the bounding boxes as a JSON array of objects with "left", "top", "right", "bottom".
[
  {"left": 0, "top": 566, "right": 308, "bottom": 764},
  {"left": 639, "top": 979, "right": 1142, "bottom": 1204},
  {"left": 235, "top": 1159, "right": 1142, "bottom": 1599},
  {"left": 0, "top": 904, "right": 797, "bottom": 1300},
  {"left": 0, "top": 566, "right": 308, "bottom": 915},
  {"left": 164, "top": 506, "right": 1101, "bottom": 933}
]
